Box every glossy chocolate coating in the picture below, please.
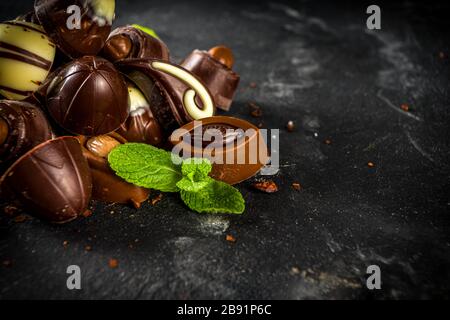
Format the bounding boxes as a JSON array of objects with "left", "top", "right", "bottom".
[
  {"left": 170, "top": 116, "right": 269, "bottom": 185},
  {"left": 34, "top": 0, "right": 115, "bottom": 58},
  {"left": 77, "top": 133, "right": 149, "bottom": 208},
  {"left": 102, "top": 25, "right": 170, "bottom": 62},
  {"left": 181, "top": 48, "right": 240, "bottom": 111},
  {"left": 46, "top": 56, "right": 129, "bottom": 136},
  {"left": 0, "top": 100, "right": 53, "bottom": 171},
  {"left": 116, "top": 59, "right": 215, "bottom": 133},
  {"left": 0, "top": 20, "right": 56, "bottom": 100},
  {"left": 0, "top": 137, "right": 92, "bottom": 223},
  {"left": 116, "top": 83, "right": 164, "bottom": 146}
]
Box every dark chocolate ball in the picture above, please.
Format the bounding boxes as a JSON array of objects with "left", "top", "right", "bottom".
[{"left": 46, "top": 56, "right": 130, "bottom": 136}]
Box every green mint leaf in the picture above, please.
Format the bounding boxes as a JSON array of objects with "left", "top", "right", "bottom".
[
  {"left": 176, "top": 177, "right": 210, "bottom": 192},
  {"left": 108, "top": 143, "right": 182, "bottom": 192},
  {"left": 132, "top": 24, "right": 160, "bottom": 40},
  {"left": 181, "top": 158, "right": 212, "bottom": 182},
  {"left": 180, "top": 178, "right": 245, "bottom": 214}
]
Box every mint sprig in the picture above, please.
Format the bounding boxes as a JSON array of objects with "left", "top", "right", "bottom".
[{"left": 108, "top": 144, "right": 245, "bottom": 214}]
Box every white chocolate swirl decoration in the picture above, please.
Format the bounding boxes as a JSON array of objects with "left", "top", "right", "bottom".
[{"left": 151, "top": 61, "right": 214, "bottom": 120}]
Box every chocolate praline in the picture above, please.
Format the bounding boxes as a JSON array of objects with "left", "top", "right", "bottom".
[
  {"left": 170, "top": 116, "right": 269, "bottom": 185},
  {"left": 0, "top": 136, "right": 92, "bottom": 223},
  {"left": 46, "top": 56, "right": 129, "bottom": 136},
  {"left": 34, "top": 0, "right": 115, "bottom": 58},
  {"left": 102, "top": 25, "right": 170, "bottom": 62},
  {"left": 0, "top": 100, "right": 53, "bottom": 172}
]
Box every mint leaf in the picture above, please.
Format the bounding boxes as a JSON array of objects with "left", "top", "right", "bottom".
[
  {"left": 132, "top": 24, "right": 160, "bottom": 39},
  {"left": 108, "top": 143, "right": 182, "bottom": 192},
  {"left": 181, "top": 158, "right": 212, "bottom": 182},
  {"left": 176, "top": 177, "right": 210, "bottom": 192},
  {"left": 180, "top": 178, "right": 245, "bottom": 214}
]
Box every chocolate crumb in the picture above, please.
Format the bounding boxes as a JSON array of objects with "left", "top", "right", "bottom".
[
  {"left": 439, "top": 52, "right": 445, "bottom": 59},
  {"left": 226, "top": 235, "right": 236, "bottom": 243},
  {"left": 286, "top": 121, "right": 295, "bottom": 132},
  {"left": 13, "top": 214, "right": 28, "bottom": 223},
  {"left": 2, "top": 259, "right": 12, "bottom": 268},
  {"left": 253, "top": 180, "right": 279, "bottom": 193},
  {"left": 84, "top": 245, "right": 92, "bottom": 252},
  {"left": 4, "top": 205, "right": 18, "bottom": 216},
  {"left": 367, "top": 162, "right": 375, "bottom": 168},
  {"left": 63, "top": 240, "right": 69, "bottom": 247},
  {"left": 291, "top": 267, "right": 301, "bottom": 275},
  {"left": 82, "top": 209, "right": 92, "bottom": 218},
  {"left": 324, "top": 139, "right": 332, "bottom": 145},
  {"left": 292, "top": 183, "right": 302, "bottom": 191},
  {"left": 150, "top": 193, "right": 163, "bottom": 206},
  {"left": 248, "top": 102, "right": 262, "bottom": 117},
  {"left": 109, "top": 258, "right": 118, "bottom": 269},
  {"left": 400, "top": 104, "right": 409, "bottom": 112}
]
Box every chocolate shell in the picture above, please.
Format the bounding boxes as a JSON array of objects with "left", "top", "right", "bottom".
[
  {"left": 102, "top": 25, "right": 170, "bottom": 62},
  {"left": 0, "top": 137, "right": 92, "bottom": 223},
  {"left": 169, "top": 116, "right": 269, "bottom": 185},
  {"left": 116, "top": 83, "right": 164, "bottom": 146},
  {"left": 34, "top": 0, "right": 115, "bottom": 58},
  {"left": 46, "top": 56, "right": 129, "bottom": 136},
  {"left": 0, "top": 20, "right": 56, "bottom": 100},
  {"left": 77, "top": 133, "right": 150, "bottom": 208},
  {"left": 0, "top": 100, "right": 53, "bottom": 172},
  {"left": 181, "top": 46, "right": 240, "bottom": 111},
  {"left": 116, "top": 59, "right": 215, "bottom": 133}
]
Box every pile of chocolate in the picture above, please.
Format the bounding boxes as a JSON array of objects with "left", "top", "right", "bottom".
[{"left": 0, "top": 0, "right": 267, "bottom": 223}]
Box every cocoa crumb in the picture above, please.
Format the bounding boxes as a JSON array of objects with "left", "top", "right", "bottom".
[
  {"left": 13, "top": 214, "right": 28, "bottom": 223},
  {"left": 63, "top": 240, "right": 69, "bottom": 247},
  {"left": 292, "top": 183, "right": 302, "bottom": 191},
  {"left": 84, "top": 245, "right": 92, "bottom": 252},
  {"left": 400, "top": 104, "right": 409, "bottom": 112},
  {"left": 109, "top": 258, "right": 118, "bottom": 269},
  {"left": 226, "top": 234, "right": 236, "bottom": 243},
  {"left": 4, "top": 205, "right": 19, "bottom": 216},
  {"left": 82, "top": 209, "right": 92, "bottom": 218},
  {"left": 367, "top": 162, "right": 375, "bottom": 168},
  {"left": 248, "top": 102, "right": 262, "bottom": 117},
  {"left": 249, "top": 82, "right": 257, "bottom": 89},
  {"left": 324, "top": 139, "right": 332, "bottom": 145},
  {"left": 286, "top": 121, "right": 295, "bottom": 132},
  {"left": 150, "top": 193, "right": 163, "bottom": 206},
  {"left": 253, "top": 180, "right": 279, "bottom": 193},
  {"left": 291, "top": 267, "right": 301, "bottom": 275}
]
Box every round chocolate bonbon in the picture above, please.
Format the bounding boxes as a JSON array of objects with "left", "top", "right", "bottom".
[
  {"left": 0, "top": 136, "right": 92, "bottom": 223},
  {"left": 102, "top": 25, "right": 170, "bottom": 62},
  {"left": 35, "top": 0, "right": 115, "bottom": 58},
  {"left": 0, "top": 20, "right": 56, "bottom": 100},
  {"left": 46, "top": 56, "right": 129, "bottom": 136},
  {"left": 0, "top": 100, "right": 53, "bottom": 171}
]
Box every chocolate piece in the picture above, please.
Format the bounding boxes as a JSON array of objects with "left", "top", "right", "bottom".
[
  {"left": 77, "top": 133, "right": 150, "bottom": 208},
  {"left": 169, "top": 116, "right": 269, "bottom": 185},
  {"left": 0, "top": 137, "right": 92, "bottom": 223},
  {"left": 35, "top": 0, "right": 115, "bottom": 58},
  {"left": 0, "top": 20, "right": 56, "bottom": 100},
  {"left": 116, "top": 59, "right": 215, "bottom": 133},
  {"left": 0, "top": 100, "right": 53, "bottom": 171},
  {"left": 116, "top": 83, "right": 164, "bottom": 146},
  {"left": 102, "top": 25, "right": 169, "bottom": 62},
  {"left": 46, "top": 56, "right": 129, "bottom": 136},
  {"left": 181, "top": 46, "right": 240, "bottom": 111}
]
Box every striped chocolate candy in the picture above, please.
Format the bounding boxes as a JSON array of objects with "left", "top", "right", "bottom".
[{"left": 0, "top": 20, "right": 55, "bottom": 100}]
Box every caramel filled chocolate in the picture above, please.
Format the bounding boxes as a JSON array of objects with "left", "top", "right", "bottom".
[
  {"left": 0, "top": 137, "right": 92, "bottom": 223},
  {"left": 77, "top": 133, "right": 149, "bottom": 208},
  {"left": 170, "top": 116, "right": 269, "bottom": 185},
  {"left": 116, "top": 83, "right": 164, "bottom": 146},
  {"left": 46, "top": 56, "right": 129, "bottom": 136},
  {"left": 0, "top": 100, "right": 53, "bottom": 172},
  {"left": 116, "top": 59, "right": 215, "bottom": 135},
  {"left": 181, "top": 46, "right": 240, "bottom": 111},
  {"left": 102, "top": 25, "right": 169, "bottom": 62},
  {"left": 35, "top": 0, "right": 115, "bottom": 58}
]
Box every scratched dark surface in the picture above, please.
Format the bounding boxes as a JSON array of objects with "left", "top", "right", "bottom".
[{"left": 0, "top": 0, "right": 449, "bottom": 300}]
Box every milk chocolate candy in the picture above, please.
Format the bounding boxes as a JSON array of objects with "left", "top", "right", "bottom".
[
  {"left": 77, "top": 133, "right": 149, "bottom": 208},
  {"left": 46, "top": 56, "right": 129, "bottom": 136},
  {"left": 0, "top": 137, "right": 92, "bottom": 223},
  {"left": 0, "top": 20, "right": 56, "bottom": 100},
  {"left": 170, "top": 116, "right": 269, "bottom": 185},
  {"left": 35, "top": 0, "right": 115, "bottom": 58},
  {"left": 116, "top": 59, "right": 215, "bottom": 135},
  {"left": 0, "top": 100, "right": 53, "bottom": 171},
  {"left": 116, "top": 83, "right": 164, "bottom": 146},
  {"left": 181, "top": 46, "right": 240, "bottom": 111},
  {"left": 102, "top": 25, "right": 170, "bottom": 63}
]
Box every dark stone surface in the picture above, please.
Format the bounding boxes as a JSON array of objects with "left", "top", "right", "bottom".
[{"left": 1, "top": 0, "right": 449, "bottom": 299}]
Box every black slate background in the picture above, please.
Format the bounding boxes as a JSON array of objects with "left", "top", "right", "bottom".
[{"left": 1, "top": 0, "right": 449, "bottom": 299}]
